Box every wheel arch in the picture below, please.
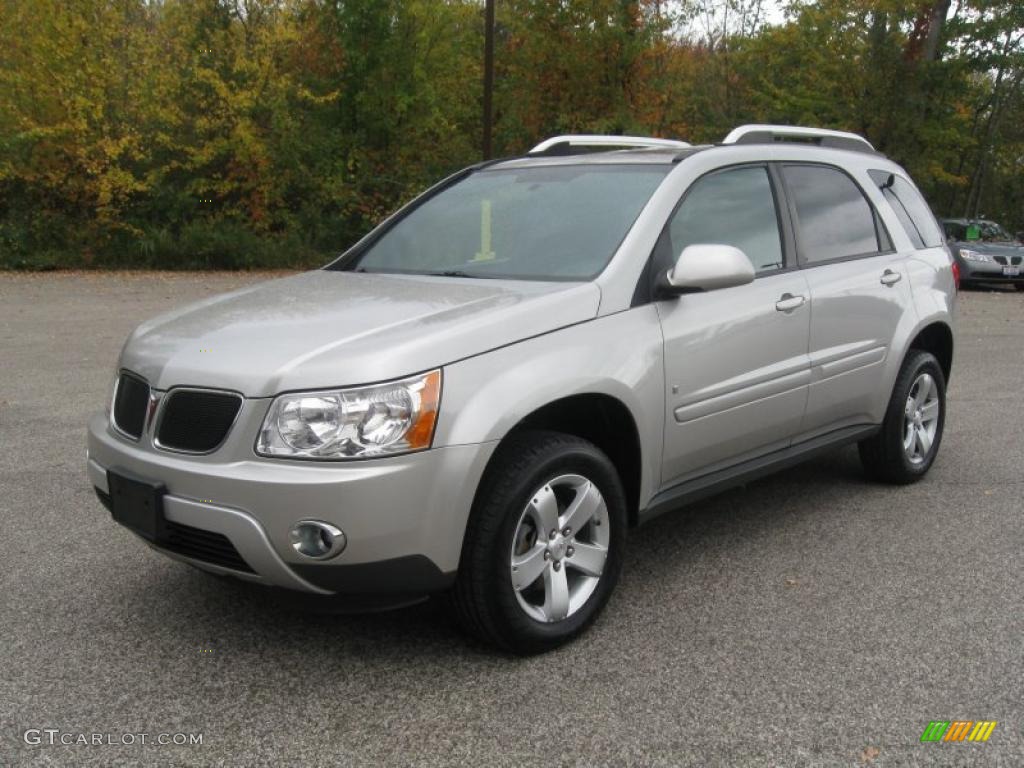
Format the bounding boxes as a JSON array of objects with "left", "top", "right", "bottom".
[
  {"left": 907, "top": 320, "right": 954, "bottom": 384},
  {"left": 481, "top": 393, "right": 645, "bottom": 526}
]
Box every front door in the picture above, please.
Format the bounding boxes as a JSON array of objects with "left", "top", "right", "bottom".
[{"left": 656, "top": 165, "right": 812, "bottom": 487}]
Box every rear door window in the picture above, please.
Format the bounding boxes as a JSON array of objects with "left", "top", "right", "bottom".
[{"left": 783, "top": 165, "right": 880, "bottom": 264}]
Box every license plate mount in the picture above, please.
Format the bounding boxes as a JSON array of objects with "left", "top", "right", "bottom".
[{"left": 107, "top": 470, "right": 166, "bottom": 543}]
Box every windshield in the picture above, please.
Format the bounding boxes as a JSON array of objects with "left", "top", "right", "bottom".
[
  {"left": 949, "top": 219, "right": 1015, "bottom": 242},
  {"left": 342, "top": 164, "right": 669, "bottom": 280},
  {"left": 976, "top": 221, "right": 1013, "bottom": 241}
]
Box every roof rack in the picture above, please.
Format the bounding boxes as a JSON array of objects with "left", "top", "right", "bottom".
[
  {"left": 722, "top": 124, "right": 876, "bottom": 154},
  {"left": 529, "top": 134, "right": 691, "bottom": 156}
]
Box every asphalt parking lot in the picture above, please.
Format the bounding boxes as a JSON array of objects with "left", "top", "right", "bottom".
[{"left": 1, "top": 272, "right": 1022, "bottom": 767}]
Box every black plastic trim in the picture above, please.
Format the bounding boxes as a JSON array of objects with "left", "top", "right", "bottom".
[
  {"left": 292, "top": 555, "right": 456, "bottom": 595},
  {"left": 638, "top": 424, "right": 880, "bottom": 525},
  {"left": 768, "top": 162, "right": 799, "bottom": 270},
  {"left": 94, "top": 487, "right": 113, "bottom": 513},
  {"left": 162, "top": 520, "right": 255, "bottom": 574}
]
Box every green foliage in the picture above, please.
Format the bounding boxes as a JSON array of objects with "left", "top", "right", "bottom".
[
  {"left": 0, "top": 0, "right": 482, "bottom": 268},
  {"left": 0, "top": 0, "right": 1021, "bottom": 270}
]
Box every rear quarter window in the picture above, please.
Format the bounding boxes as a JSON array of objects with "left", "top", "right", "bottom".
[{"left": 869, "top": 170, "right": 944, "bottom": 249}]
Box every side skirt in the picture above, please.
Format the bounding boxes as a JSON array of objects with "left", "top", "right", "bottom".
[{"left": 638, "top": 424, "right": 880, "bottom": 525}]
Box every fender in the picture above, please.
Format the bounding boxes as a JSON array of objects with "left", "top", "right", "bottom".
[
  {"left": 434, "top": 305, "right": 666, "bottom": 508},
  {"left": 889, "top": 248, "right": 957, "bottom": 392}
]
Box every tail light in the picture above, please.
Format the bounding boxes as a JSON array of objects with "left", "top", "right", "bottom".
[{"left": 951, "top": 260, "right": 961, "bottom": 291}]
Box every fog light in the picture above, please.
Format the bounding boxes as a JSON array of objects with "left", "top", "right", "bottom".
[{"left": 290, "top": 521, "right": 347, "bottom": 560}]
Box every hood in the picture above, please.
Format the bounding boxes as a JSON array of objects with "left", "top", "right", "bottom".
[
  {"left": 953, "top": 240, "right": 1023, "bottom": 255},
  {"left": 120, "top": 271, "right": 601, "bottom": 397}
]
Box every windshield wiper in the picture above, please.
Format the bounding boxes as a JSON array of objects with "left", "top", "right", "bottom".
[
  {"left": 350, "top": 267, "right": 498, "bottom": 278},
  {"left": 424, "top": 270, "right": 496, "bottom": 278}
]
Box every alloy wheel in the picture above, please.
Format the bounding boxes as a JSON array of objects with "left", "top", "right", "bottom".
[
  {"left": 903, "top": 372, "right": 940, "bottom": 464},
  {"left": 509, "top": 474, "right": 610, "bottom": 623}
]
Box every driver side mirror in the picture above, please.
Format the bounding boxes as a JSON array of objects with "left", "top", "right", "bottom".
[{"left": 658, "top": 244, "right": 755, "bottom": 296}]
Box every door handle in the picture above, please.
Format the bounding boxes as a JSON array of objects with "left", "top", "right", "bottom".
[
  {"left": 775, "top": 293, "right": 806, "bottom": 312},
  {"left": 880, "top": 269, "right": 902, "bottom": 286}
]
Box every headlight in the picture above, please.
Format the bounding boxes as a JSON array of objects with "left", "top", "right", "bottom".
[
  {"left": 256, "top": 370, "right": 441, "bottom": 459},
  {"left": 959, "top": 249, "right": 993, "bottom": 263}
]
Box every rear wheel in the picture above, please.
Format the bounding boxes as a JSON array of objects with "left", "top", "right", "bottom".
[
  {"left": 450, "top": 430, "right": 627, "bottom": 654},
  {"left": 859, "top": 350, "right": 946, "bottom": 484}
]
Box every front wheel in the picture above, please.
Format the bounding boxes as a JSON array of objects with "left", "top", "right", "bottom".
[
  {"left": 858, "top": 350, "right": 946, "bottom": 484},
  {"left": 449, "top": 430, "right": 627, "bottom": 654}
]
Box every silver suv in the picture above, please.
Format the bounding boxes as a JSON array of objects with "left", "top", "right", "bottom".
[{"left": 87, "top": 125, "right": 956, "bottom": 653}]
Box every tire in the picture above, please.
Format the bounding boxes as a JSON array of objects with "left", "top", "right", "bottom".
[
  {"left": 1015, "top": 283, "right": 1024, "bottom": 292},
  {"left": 858, "top": 350, "right": 946, "bottom": 484},
  {"left": 449, "top": 430, "right": 627, "bottom": 654}
]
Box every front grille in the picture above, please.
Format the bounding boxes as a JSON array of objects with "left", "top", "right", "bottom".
[
  {"left": 995, "top": 255, "right": 1007, "bottom": 265},
  {"left": 156, "top": 389, "right": 242, "bottom": 453},
  {"left": 993, "top": 255, "right": 1022, "bottom": 266},
  {"left": 163, "top": 520, "right": 254, "bottom": 573},
  {"left": 113, "top": 373, "right": 150, "bottom": 439}
]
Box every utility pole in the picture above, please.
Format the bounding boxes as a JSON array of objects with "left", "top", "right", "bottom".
[{"left": 483, "top": 0, "right": 495, "bottom": 160}]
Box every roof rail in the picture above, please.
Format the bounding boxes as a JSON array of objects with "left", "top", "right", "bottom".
[
  {"left": 722, "top": 124, "right": 876, "bottom": 154},
  {"left": 529, "top": 134, "right": 691, "bottom": 155}
]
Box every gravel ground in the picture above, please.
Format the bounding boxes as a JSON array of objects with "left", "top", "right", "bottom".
[{"left": 1, "top": 272, "right": 1021, "bottom": 767}]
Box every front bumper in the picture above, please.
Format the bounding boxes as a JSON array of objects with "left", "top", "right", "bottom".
[
  {"left": 959, "top": 259, "right": 1023, "bottom": 285},
  {"left": 87, "top": 410, "right": 496, "bottom": 595}
]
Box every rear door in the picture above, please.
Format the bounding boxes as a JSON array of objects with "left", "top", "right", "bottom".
[
  {"left": 779, "top": 163, "right": 914, "bottom": 439},
  {"left": 656, "top": 164, "right": 812, "bottom": 487}
]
